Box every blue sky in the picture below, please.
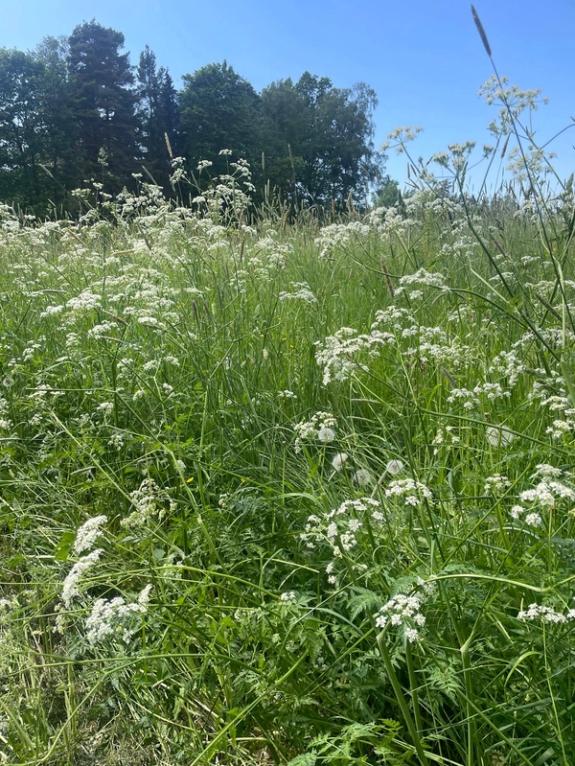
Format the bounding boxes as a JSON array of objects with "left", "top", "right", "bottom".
[{"left": 2, "top": 0, "right": 573, "bottom": 189}]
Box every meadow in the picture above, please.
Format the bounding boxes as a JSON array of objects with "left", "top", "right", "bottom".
[{"left": 1, "top": 110, "right": 575, "bottom": 765}]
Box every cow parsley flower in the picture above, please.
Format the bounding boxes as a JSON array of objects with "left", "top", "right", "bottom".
[
  {"left": 279, "top": 591, "right": 297, "bottom": 604},
  {"left": 301, "top": 497, "right": 381, "bottom": 560},
  {"left": 122, "top": 477, "right": 174, "bottom": 528},
  {"left": 518, "top": 603, "right": 575, "bottom": 624},
  {"left": 520, "top": 479, "right": 575, "bottom": 508},
  {"left": 385, "top": 479, "right": 432, "bottom": 507},
  {"left": 294, "top": 412, "right": 337, "bottom": 452},
  {"left": 375, "top": 593, "right": 426, "bottom": 643},
  {"left": 483, "top": 474, "right": 511, "bottom": 494},
  {"left": 85, "top": 584, "right": 152, "bottom": 645},
  {"left": 62, "top": 549, "right": 102, "bottom": 607},
  {"left": 73, "top": 515, "right": 107, "bottom": 556}
]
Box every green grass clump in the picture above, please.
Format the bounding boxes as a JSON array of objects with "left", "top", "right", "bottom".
[{"left": 0, "top": 153, "right": 575, "bottom": 766}]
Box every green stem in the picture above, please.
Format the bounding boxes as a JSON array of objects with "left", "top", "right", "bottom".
[{"left": 378, "top": 636, "right": 429, "bottom": 765}]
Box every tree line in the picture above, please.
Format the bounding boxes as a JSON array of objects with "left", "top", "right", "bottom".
[{"left": 0, "top": 20, "right": 385, "bottom": 215}]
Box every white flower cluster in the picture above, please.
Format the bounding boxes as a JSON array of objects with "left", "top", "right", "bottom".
[
  {"left": 279, "top": 591, "right": 297, "bottom": 604},
  {"left": 375, "top": 592, "right": 426, "bottom": 643},
  {"left": 488, "top": 349, "right": 526, "bottom": 388},
  {"left": 483, "top": 474, "right": 511, "bottom": 495},
  {"left": 278, "top": 282, "right": 317, "bottom": 304},
  {"left": 247, "top": 235, "right": 293, "bottom": 278},
  {"left": 519, "top": 474, "right": 575, "bottom": 509},
  {"left": 302, "top": 497, "right": 383, "bottom": 585},
  {"left": 510, "top": 504, "right": 542, "bottom": 527},
  {"left": 479, "top": 75, "right": 545, "bottom": 134},
  {"left": 367, "top": 206, "right": 414, "bottom": 238},
  {"left": 385, "top": 479, "right": 432, "bottom": 507},
  {"left": 59, "top": 517, "right": 153, "bottom": 649},
  {"left": 395, "top": 268, "right": 448, "bottom": 297},
  {"left": 403, "top": 325, "right": 468, "bottom": 369},
  {"left": 40, "top": 304, "right": 65, "bottom": 319},
  {"left": 316, "top": 306, "right": 473, "bottom": 387},
  {"left": 87, "top": 320, "right": 118, "bottom": 339},
  {"left": 432, "top": 426, "right": 461, "bottom": 453},
  {"left": 0, "top": 395, "right": 12, "bottom": 432},
  {"left": 85, "top": 584, "right": 153, "bottom": 645},
  {"left": 325, "top": 498, "right": 382, "bottom": 555},
  {"left": 508, "top": 465, "right": 574, "bottom": 528},
  {"left": 528, "top": 372, "right": 575, "bottom": 440},
  {"left": 448, "top": 383, "right": 511, "bottom": 411},
  {"left": 61, "top": 549, "right": 102, "bottom": 607},
  {"left": 73, "top": 515, "right": 108, "bottom": 556},
  {"left": 66, "top": 290, "right": 102, "bottom": 313},
  {"left": 447, "top": 388, "right": 479, "bottom": 410},
  {"left": 517, "top": 603, "right": 575, "bottom": 624},
  {"left": 315, "top": 222, "right": 371, "bottom": 259},
  {"left": 122, "top": 477, "right": 175, "bottom": 528},
  {"left": 293, "top": 412, "right": 337, "bottom": 453},
  {"left": 315, "top": 325, "right": 395, "bottom": 386}
]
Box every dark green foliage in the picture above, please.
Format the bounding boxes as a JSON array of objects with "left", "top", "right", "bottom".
[
  {"left": 0, "top": 41, "right": 81, "bottom": 214},
  {"left": 0, "top": 49, "right": 49, "bottom": 210},
  {"left": 374, "top": 175, "right": 404, "bottom": 210},
  {"left": 0, "top": 22, "right": 386, "bottom": 214},
  {"left": 34, "top": 37, "right": 83, "bottom": 211},
  {"left": 67, "top": 21, "right": 139, "bottom": 192},
  {"left": 136, "top": 45, "right": 179, "bottom": 189},
  {"left": 261, "top": 73, "right": 383, "bottom": 208},
  {"left": 179, "top": 61, "right": 264, "bottom": 178}
]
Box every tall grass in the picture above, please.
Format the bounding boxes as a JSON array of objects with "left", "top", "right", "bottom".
[{"left": 0, "top": 52, "right": 575, "bottom": 765}]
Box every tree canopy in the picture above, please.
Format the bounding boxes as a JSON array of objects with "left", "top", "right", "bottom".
[{"left": 0, "top": 21, "right": 385, "bottom": 214}]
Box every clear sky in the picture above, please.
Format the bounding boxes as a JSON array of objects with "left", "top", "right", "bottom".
[{"left": 2, "top": 0, "right": 573, "bottom": 189}]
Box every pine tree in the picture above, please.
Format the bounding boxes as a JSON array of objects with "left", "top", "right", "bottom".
[{"left": 68, "top": 21, "right": 138, "bottom": 192}]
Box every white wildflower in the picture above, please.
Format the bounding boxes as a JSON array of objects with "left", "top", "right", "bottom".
[
  {"left": 280, "top": 591, "right": 297, "bottom": 604},
  {"left": 483, "top": 474, "right": 511, "bottom": 494},
  {"left": 294, "top": 412, "right": 337, "bottom": 452},
  {"left": 517, "top": 603, "right": 575, "bottom": 624},
  {"left": 375, "top": 591, "right": 427, "bottom": 643},
  {"left": 85, "top": 585, "right": 152, "bottom": 645},
  {"left": 73, "top": 515, "right": 107, "bottom": 556},
  {"left": 385, "top": 479, "right": 432, "bottom": 507},
  {"left": 62, "top": 549, "right": 102, "bottom": 607}
]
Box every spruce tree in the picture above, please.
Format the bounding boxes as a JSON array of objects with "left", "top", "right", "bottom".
[
  {"left": 136, "top": 46, "right": 178, "bottom": 189},
  {"left": 68, "top": 21, "right": 138, "bottom": 192}
]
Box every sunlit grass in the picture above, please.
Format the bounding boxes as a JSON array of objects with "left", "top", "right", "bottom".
[{"left": 1, "top": 38, "right": 575, "bottom": 758}]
